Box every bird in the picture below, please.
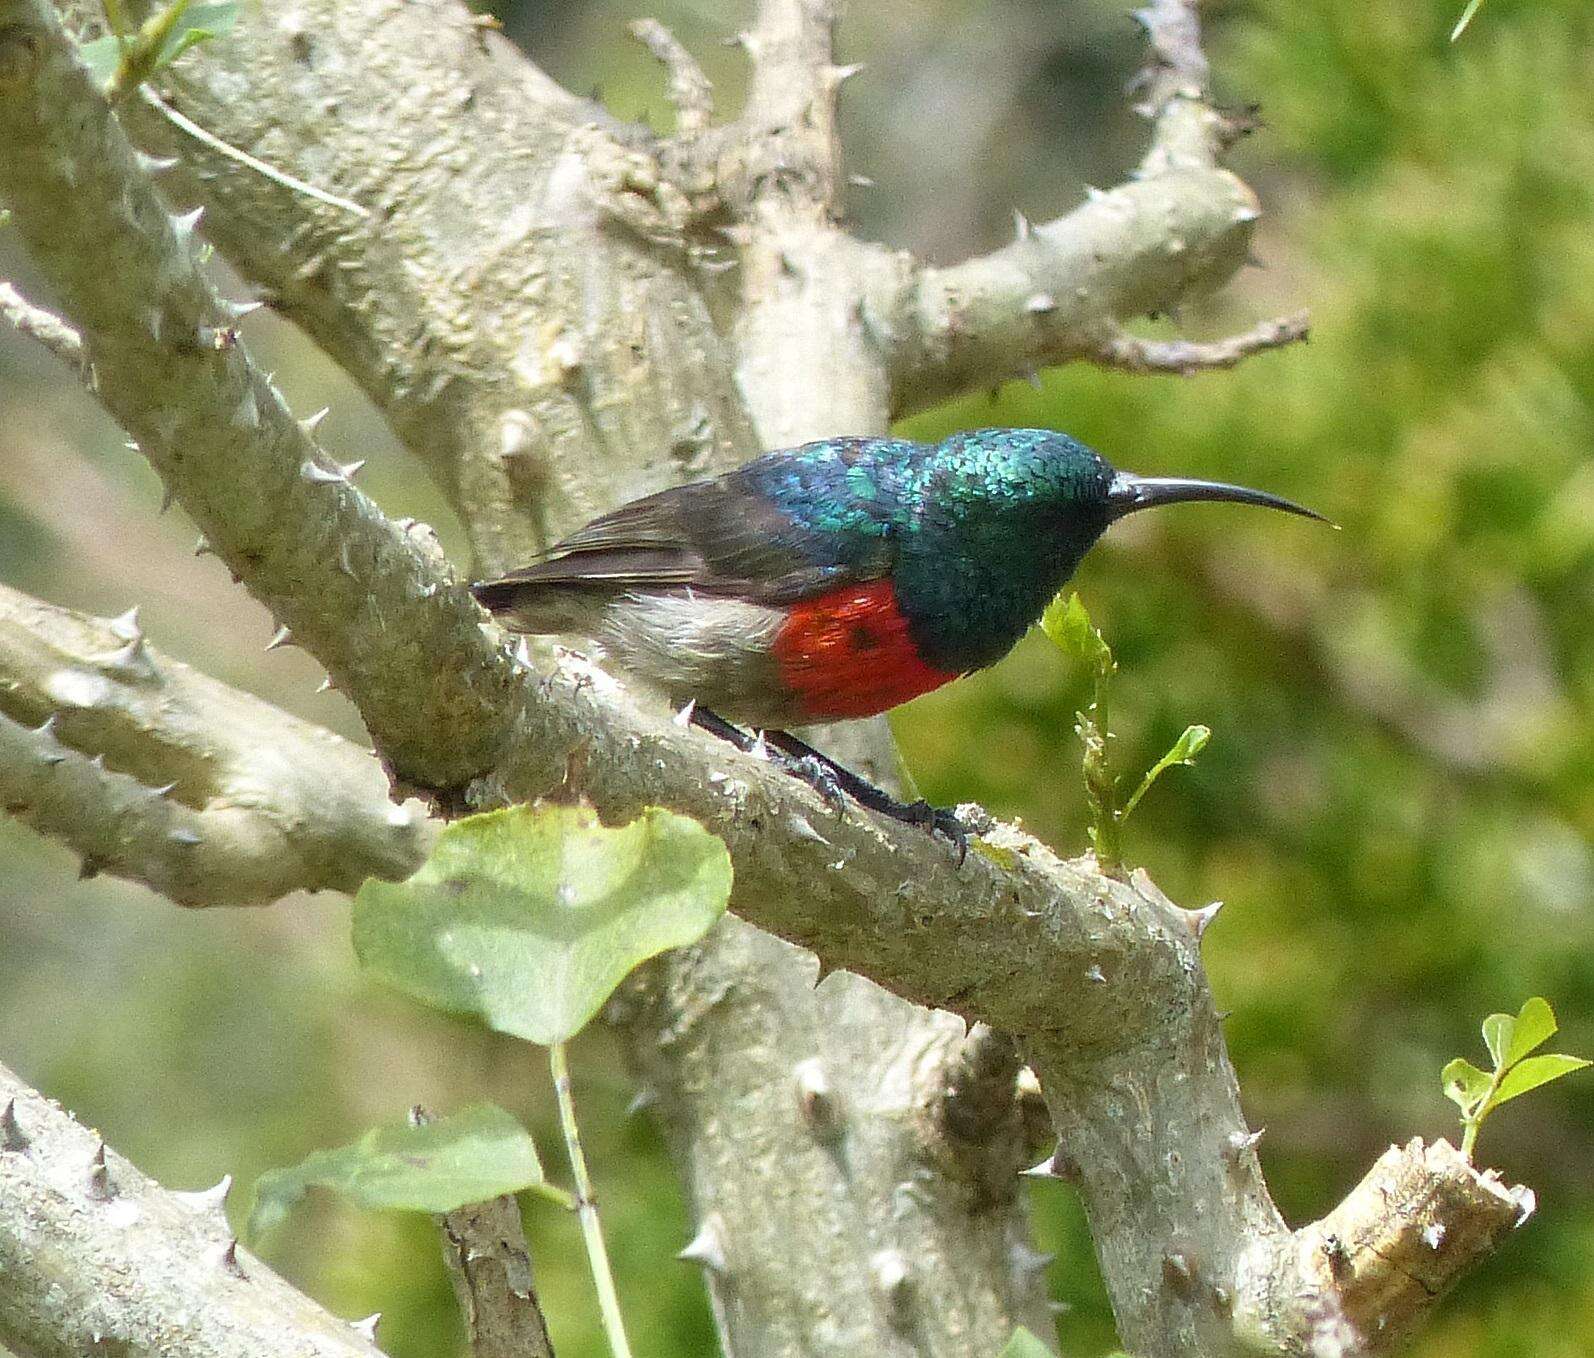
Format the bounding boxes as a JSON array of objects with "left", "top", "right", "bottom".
[{"left": 471, "top": 428, "right": 1326, "bottom": 852}]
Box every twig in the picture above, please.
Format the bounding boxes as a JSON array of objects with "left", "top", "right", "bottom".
[
  {"left": 550, "top": 1043, "right": 633, "bottom": 1358},
  {"left": 628, "top": 20, "right": 713, "bottom": 136},
  {"left": 139, "top": 86, "right": 369, "bottom": 217},
  {"left": 440, "top": 1195, "right": 557, "bottom": 1358},
  {"left": 1090, "top": 312, "right": 1310, "bottom": 376},
  {"left": 0, "top": 279, "right": 87, "bottom": 375}
]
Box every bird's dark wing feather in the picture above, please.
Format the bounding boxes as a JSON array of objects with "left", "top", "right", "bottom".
[{"left": 472, "top": 465, "right": 892, "bottom": 610}]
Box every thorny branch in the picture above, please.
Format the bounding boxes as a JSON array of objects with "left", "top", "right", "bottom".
[
  {"left": 0, "top": 1, "right": 1532, "bottom": 1356},
  {"left": 0, "top": 1060, "right": 387, "bottom": 1358}
]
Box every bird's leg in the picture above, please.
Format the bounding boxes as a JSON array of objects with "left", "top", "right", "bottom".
[
  {"left": 687, "top": 708, "right": 967, "bottom": 862},
  {"left": 761, "top": 729, "right": 969, "bottom": 865},
  {"left": 690, "top": 707, "right": 850, "bottom": 808}
]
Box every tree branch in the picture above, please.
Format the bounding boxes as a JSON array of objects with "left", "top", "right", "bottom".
[
  {"left": 878, "top": 0, "right": 1284, "bottom": 417},
  {"left": 13, "top": 6, "right": 1053, "bottom": 1356},
  {"left": 629, "top": 19, "right": 714, "bottom": 137},
  {"left": 0, "top": 581, "right": 433, "bottom": 904},
  {"left": 0, "top": 1061, "right": 386, "bottom": 1358},
  {"left": 439, "top": 1195, "right": 556, "bottom": 1358},
  {"left": 0, "top": 5, "right": 1525, "bottom": 1356},
  {"left": 1090, "top": 312, "right": 1310, "bottom": 376},
  {"left": 0, "top": 278, "right": 85, "bottom": 374},
  {"left": 0, "top": 3, "right": 521, "bottom": 792}
]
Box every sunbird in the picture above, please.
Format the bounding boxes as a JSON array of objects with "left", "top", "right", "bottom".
[{"left": 472, "top": 428, "right": 1325, "bottom": 851}]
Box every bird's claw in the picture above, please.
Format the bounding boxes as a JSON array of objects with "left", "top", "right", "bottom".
[
  {"left": 787, "top": 754, "right": 849, "bottom": 812},
  {"left": 900, "top": 798, "right": 970, "bottom": 865}
]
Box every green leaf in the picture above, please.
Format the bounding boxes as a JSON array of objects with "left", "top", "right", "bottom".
[
  {"left": 353, "top": 803, "right": 732, "bottom": 1045},
  {"left": 1442, "top": 1057, "right": 1491, "bottom": 1113},
  {"left": 1040, "top": 592, "right": 1114, "bottom": 679},
  {"left": 1505, "top": 996, "right": 1558, "bottom": 1069},
  {"left": 1121, "top": 724, "right": 1212, "bottom": 820},
  {"left": 1489, "top": 1053, "right": 1592, "bottom": 1110},
  {"left": 1481, "top": 1012, "right": 1514, "bottom": 1071},
  {"left": 246, "top": 1103, "right": 546, "bottom": 1242},
  {"left": 998, "top": 1326, "right": 1056, "bottom": 1358},
  {"left": 79, "top": 1, "right": 237, "bottom": 93}
]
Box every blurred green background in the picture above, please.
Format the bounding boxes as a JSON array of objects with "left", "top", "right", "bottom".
[{"left": 3, "top": 0, "right": 1592, "bottom": 1354}]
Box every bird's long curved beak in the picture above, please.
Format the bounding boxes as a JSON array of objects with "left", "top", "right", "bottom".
[{"left": 1106, "top": 472, "right": 1333, "bottom": 526}]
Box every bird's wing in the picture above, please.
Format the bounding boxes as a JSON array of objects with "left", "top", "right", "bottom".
[{"left": 473, "top": 466, "right": 894, "bottom": 609}]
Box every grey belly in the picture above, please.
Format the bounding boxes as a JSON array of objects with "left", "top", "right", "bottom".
[{"left": 597, "top": 592, "right": 806, "bottom": 729}]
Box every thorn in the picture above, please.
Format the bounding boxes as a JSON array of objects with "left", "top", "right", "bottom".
[
  {"left": 169, "top": 828, "right": 202, "bottom": 846},
  {"left": 34, "top": 713, "right": 57, "bottom": 738},
  {"left": 870, "top": 1249, "right": 912, "bottom": 1321},
  {"left": 300, "top": 459, "right": 347, "bottom": 485},
  {"left": 108, "top": 606, "right": 143, "bottom": 642},
  {"left": 1, "top": 1099, "right": 26, "bottom": 1151},
  {"left": 1023, "top": 368, "right": 1043, "bottom": 391},
  {"left": 194, "top": 535, "right": 212, "bottom": 557},
  {"left": 625, "top": 1086, "right": 657, "bottom": 1118},
  {"left": 786, "top": 813, "right": 829, "bottom": 846},
  {"left": 218, "top": 1238, "right": 247, "bottom": 1278},
  {"left": 825, "top": 61, "right": 865, "bottom": 86},
  {"left": 848, "top": 173, "right": 875, "bottom": 188},
  {"left": 677, "top": 1214, "right": 727, "bottom": 1273},
  {"left": 145, "top": 308, "right": 164, "bottom": 343},
  {"left": 339, "top": 459, "right": 366, "bottom": 480},
  {"left": 1011, "top": 1241, "right": 1055, "bottom": 1276},
  {"left": 1187, "top": 900, "right": 1223, "bottom": 939},
  {"left": 1225, "top": 1127, "right": 1265, "bottom": 1161},
  {"left": 299, "top": 406, "right": 330, "bottom": 435},
  {"left": 174, "top": 1174, "right": 233, "bottom": 1213},
  {"left": 220, "top": 298, "right": 265, "bottom": 321},
  {"left": 159, "top": 483, "right": 175, "bottom": 514},
  {"left": 87, "top": 1142, "right": 111, "bottom": 1200},
  {"left": 102, "top": 638, "right": 147, "bottom": 670},
  {"left": 672, "top": 698, "right": 697, "bottom": 728},
  {"left": 1233, "top": 204, "right": 1261, "bottom": 225},
  {"left": 316, "top": 676, "right": 336, "bottom": 694},
  {"left": 265, "top": 625, "right": 293, "bottom": 652},
  {"left": 1513, "top": 1185, "right": 1537, "bottom": 1228},
  {"left": 135, "top": 150, "right": 180, "bottom": 175},
  {"left": 1085, "top": 963, "right": 1106, "bottom": 983},
  {"left": 88, "top": 753, "right": 106, "bottom": 773},
  {"left": 1011, "top": 208, "right": 1033, "bottom": 242},
  {"left": 171, "top": 206, "right": 205, "bottom": 243},
  {"left": 1020, "top": 1146, "right": 1067, "bottom": 1179},
  {"left": 349, "top": 1314, "right": 381, "bottom": 1342},
  {"left": 794, "top": 1057, "right": 841, "bottom": 1137},
  {"left": 1162, "top": 1251, "right": 1196, "bottom": 1298},
  {"left": 1025, "top": 292, "right": 1058, "bottom": 314},
  {"left": 150, "top": 782, "right": 178, "bottom": 797},
  {"left": 747, "top": 730, "right": 770, "bottom": 761},
  {"left": 1084, "top": 184, "right": 1110, "bottom": 203}
]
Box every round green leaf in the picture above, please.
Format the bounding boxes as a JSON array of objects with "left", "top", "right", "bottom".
[
  {"left": 1489, "top": 1053, "right": 1592, "bottom": 1111},
  {"left": 353, "top": 803, "right": 732, "bottom": 1044},
  {"left": 1504, "top": 996, "right": 1559, "bottom": 1069},
  {"left": 1441, "top": 1057, "right": 1491, "bottom": 1113},
  {"left": 245, "top": 1103, "right": 544, "bottom": 1242}
]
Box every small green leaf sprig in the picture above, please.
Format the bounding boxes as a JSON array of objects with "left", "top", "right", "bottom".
[
  {"left": 83, "top": 1, "right": 238, "bottom": 102},
  {"left": 1040, "top": 593, "right": 1209, "bottom": 878},
  {"left": 1443, "top": 996, "right": 1590, "bottom": 1163}
]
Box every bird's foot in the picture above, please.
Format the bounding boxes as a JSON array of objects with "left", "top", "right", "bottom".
[
  {"left": 891, "top": 798, "right": 970, "bottom": 865},
  {"left": 779, "top": 752, "right": 850, "bottom": 812}
]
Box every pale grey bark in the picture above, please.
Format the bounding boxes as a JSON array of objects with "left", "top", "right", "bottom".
[
  {"left": 0, "top": 1062, "right": 385, "bottom": 1358},
  {"left": 440, "top": 1194, "right": 556, "bottom": 1358},
  {"left": 0, "top": 582, "right": 434, "bottom": 904},
  {"left": 0, "top": 2, "right": 1531, "bottom": 1356}
]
